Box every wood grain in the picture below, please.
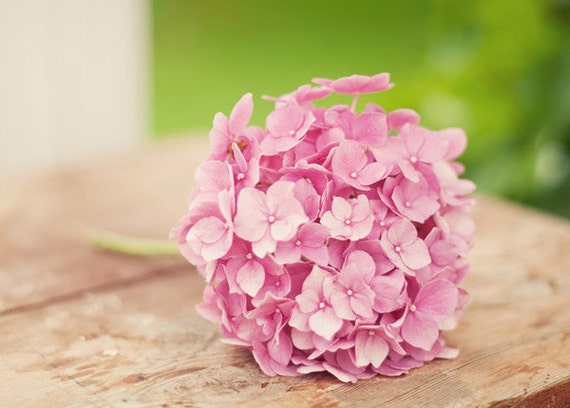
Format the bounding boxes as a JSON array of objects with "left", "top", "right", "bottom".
[{"left": 1, "top": 136, "right": 569, "bottom": 407}]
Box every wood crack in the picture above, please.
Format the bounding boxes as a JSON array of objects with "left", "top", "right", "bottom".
[{"left": 0, "top": 263, "right": 190, "bottom": 318}]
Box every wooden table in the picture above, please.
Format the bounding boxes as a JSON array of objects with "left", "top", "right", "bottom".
[{"left": 1, "top": 137, "right": 569, "bottom": 408}]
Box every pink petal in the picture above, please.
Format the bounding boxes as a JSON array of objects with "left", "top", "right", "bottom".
[
  {"left": 417, "top": 132, "right": 449, "bottom": 163},
  {"left": 267, "top": 331, "right": 293, "bottom": 365},
  {"left": 195, "top": 218, "right": 227, "bottom": 243},
  {"left": 274, "top": 241, "right": 301, "bottom": 264},
  {"left": 229, "top": 93, "right": 253, "bottom": 134},
  {"left": 299, "top": 223, "right": 329, "bottom": 247},
  {"left": 200, "top": 234, "right": 232, "bottom": 262},
  {"left": 331, "top": 196, "right": 352, "bottom": 219},
  {"left": 195, "top": 160, "right": 233, "bottom": 193},
  {"left": 234, "top": 188, "right": 268, "bottom": 242},
  {"left": 314, "top": 73, "right": 392, "bottom": 94},
  {"left": 401, "top": 240, "right": 431, "bottom": 270},
  {"left": 387, "top": 219, "right": 417, "bottom": 246},
  {"left": 322, "top": 362, "right": 358, "bottom": 383},
  {"left": 401, "top": 310, "right": 439, "bottom": 350},
  {"left": 266, "top": 181, "right": 295, "bottom": 210},
  {"left": 331, "top": 140, "right": 366, "bottom": 177},
  {"left": 236, "top": 260, "right": 265, "bottom": 297},
  {"left": 352, "top": 111, "right": 387, "bottom": 147},
  {"left": 414, "top": 279, "right": 459, "bottom": 321},
  {"left": 266, "top": 100, "right": 304, "bottom": 136},
  {"left": 358, "top": 162, "right": 387, "bottom": 186},
  {"left": 398, "top": 159, "right": 420, "bottom": 183},
  {"left": 350, "top": 293, "right": 375, "bottom": 320},
  {"left": 344, "top": 250, "right": 376, "bottom": 282},
  {"left": 290, "top": 328, "right": 314, "bottom": 350},
  {"left": 302, "top": 265, "right": 330, "bottom": 292},
  {"left": 251, "top": 231, "right": 277, "bottom": 258},
  {"left": 387, "top": 109, "right": 420, "bottom": 131},
  {"left": 293, "top": 179, "right": 319, "bottom": 220},
  {"left": 351, "top": 195, "right": 372, "bottom": 222},
  {"left": 392, "top": 184, "right": 439, "bottom": 223},
  {"left": 330, "top": 292, "right": 356, "bottom": 320},
  {"left": 350, "top": 217, "right": 374, "bottom": 241},
  {"left": 440, "top": 128, "right": 467, "bottom": 160},
  {"left": 217, "top": 190, "right": 234, "bottom": 223},
  {"left": 438, "top": 346, "right": 459, "bottom": 359},
  {"left": 209, "top": 113, "right": 231, "bottom": 157},
  {"left": 296, "top": 289, "right": 321, "bottom": 315},
  {"left": 355, "top": 332, "right": 389, "bottom": 368},
  {"left": 372, "top": 271, "right": 406, "bottom": 313},
  {"left": 309, "top": 307, "right": 343, "bottom": 340},
  {"left": 302, "top": 245, "right": 330, "bottom": 266},
  {"left": 270, "top": 219, "right": 296, "bottom": 241}
]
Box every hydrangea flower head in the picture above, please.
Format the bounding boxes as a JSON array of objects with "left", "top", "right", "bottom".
[{"left": 173, "top": 73, "right": 475, "bottom": 382}]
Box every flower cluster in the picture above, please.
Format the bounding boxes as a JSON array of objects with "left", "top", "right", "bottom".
[{"left": 172, "top": 73, "right": 475, "bottom": 382}]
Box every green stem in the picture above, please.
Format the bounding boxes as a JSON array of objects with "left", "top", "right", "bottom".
[{"left": 89, "top": 231, "right": 180, "bottom": 257}]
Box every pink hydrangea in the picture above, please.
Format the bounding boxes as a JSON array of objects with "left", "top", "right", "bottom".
[{"left": 173, "top": 73, "right": 475, "bottom": 382}]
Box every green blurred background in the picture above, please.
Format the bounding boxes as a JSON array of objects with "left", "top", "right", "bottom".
[{"left": 152, "top": 0, "right": 570, "bottom": 219}]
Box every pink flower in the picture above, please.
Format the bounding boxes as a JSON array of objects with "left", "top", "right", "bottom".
[
  {"left": 321, "top": 195, "right": 374, "bottom": 241},
  {"left": 247, "top": 293, "right": 296, "bottom": 339},
  {"left": 274, "top": 222, "right": 329, "bottom": 265},
  {"left": 224, "top": 245, "right": 285, "bottom": 298},
  {"left": 401, "top": 279, "right": 459, "bottom": 350},
  {"left": 196, "top": 281, "right": 247, "bottom": 334},
  {"left": 391, "top": 176, "right": 440, "bottom": 223},
  {"left": 290, "top": 266, "right": 343, "bottom": 341},
  {"left": 325, "top": 262, "right": 375, "bottom": 321},
  {"left": 433, "top": 160, "right": 476, "bottom": 206},
  {"left": 367, "top": 200, "right": 401, "bottom": 239},
  {"left": 175, "top": 72, "right": 475, "bottom": 382},
  {"left": 209, "top": 93, "right": 262, "bottom": 161},
  {"left": 331, "top": 140, "right": 387, "bottom": 190},
  {"left": 380, "top": 219, "right": 431, "bottom": 275},
  {"left": 352, "top": 325, "right": 402, "bottom": 368},
  {"left": 325, "top": 109, "right": 388, "bottom": 148},
  {"left": 378, "top": 125, "right": 449, "bottom": 183},
  {"left": 260, "top": 99, "right": 315, "bottom": 155},
  {"left": 313, "top": 73, "right": 393, "bottom": 95},
  {"left": 234, "top": 181, "right": 309, "bottom": 257},
  {"left": 183, "top": 191, "right": 234, "bottom": 263},
  {"left": 251, "top": 340, "right": 298, "bottom": 377},
  {"left": 246, "top": 294, "right": 298, "bottom": 373}
]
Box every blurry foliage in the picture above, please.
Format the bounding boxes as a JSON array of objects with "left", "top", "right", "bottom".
[{"left": 153, "top": 0, "right": 570, "bottom": 218}]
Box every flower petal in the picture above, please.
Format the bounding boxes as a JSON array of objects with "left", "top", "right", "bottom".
[
  {"left": 267, "top": 330, "right": 293, "bottom": 365},
  {"left": 229, "top": 93, "right": 253, "bottom": 134},
  {"left": 358, "top": 162, "right": 387, "bottom": 186},
  {"left": 362, "top": 333, "right": 389, "bottom": 368},
  {"left": 236, "top": 260, "right": 265, "bottom": 297},
  {"left": 401, "top": 310, "right": 439, "bottom": 350},
  {"left": 415, "top": 279, "right": 459, "bottom": 321},
  {"left": 331, "top": 196, "right": 352, "bottom": 219},
  {"left": 400, "top": 239, "right": 431, "bottom": 270},
  {"left": 188, "top": 216, "right": 226, "bottom": 245},
  {"left": 234, "top": 188, "right": 268, "bottom": 242},
  {"left": 387, "top": 219, "right": 417, "bottom": 246},
  {"left": 309, "top": 308, "right": 343, "bottom": 341}
]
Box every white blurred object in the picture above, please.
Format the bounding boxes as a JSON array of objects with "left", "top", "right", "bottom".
[{"left": 0, "top": 0, "right": 149, "bottom": 176}]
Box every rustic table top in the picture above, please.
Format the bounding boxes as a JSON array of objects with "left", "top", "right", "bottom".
[{"left": 1, "top": 137, "right": 569, "bottom": 408}]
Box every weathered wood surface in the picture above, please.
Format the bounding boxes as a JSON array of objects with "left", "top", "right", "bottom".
[{"left": 1, "top": 136, "right": 569, "bottom": 408}]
